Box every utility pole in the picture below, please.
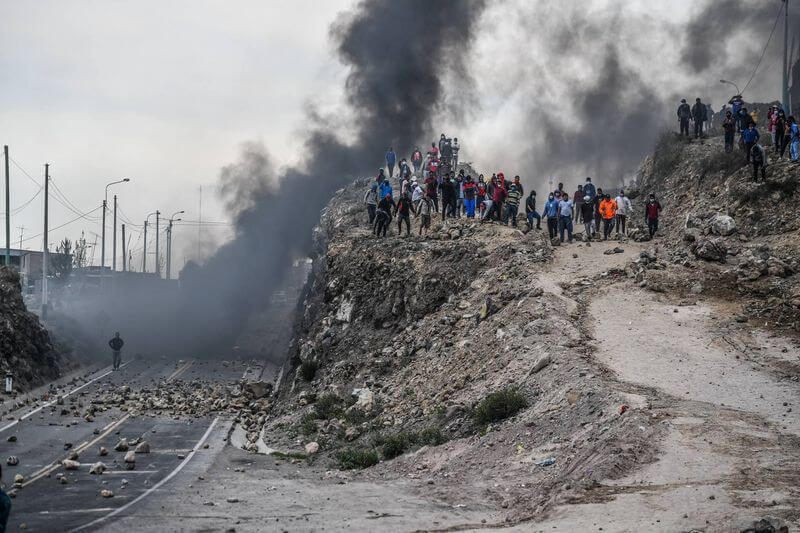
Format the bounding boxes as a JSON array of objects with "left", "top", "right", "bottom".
[
  {"left": 166, "top": 210, "right": 184, "bottom": 280},
  {"left": 112, "top": 195, "right": 117, "bottom": 271},
  {"left": 17, "top": 226, "right": 24, "bottom": 249},
  {"left": 155, "top": 210, "right": 160, "bottom": 278},
  {"left": 4, "top": 146, "right": 9, "bottom": 267},
  {"left": 101, "top": 198, "right": 107, "bottom": 270},
  {"left": 42, "top": 164, "right": 49, "bottom": 319},
  {"left": 142, "top": 220, "right": 148, "bottom": 273},
  {"left": 784, "top": 0, "right": 791, "bottom": 113},
  {"left": 121, "top": 224, "right": 126, "bottom": 272}
]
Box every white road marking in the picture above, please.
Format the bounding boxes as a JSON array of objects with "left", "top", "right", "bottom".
[
  {"left": 0, "top": 361, "right": 132, "bottom": 434},
  {"left": 70, "top": 416, "right": 220, "bottom": 532},
  {"left": 39, "top": 508, "right": 115, "bottom": 515}
]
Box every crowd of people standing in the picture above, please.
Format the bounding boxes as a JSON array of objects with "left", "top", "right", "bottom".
[{"left": 364, "top": 134, "right": 663, "bottom": 244}]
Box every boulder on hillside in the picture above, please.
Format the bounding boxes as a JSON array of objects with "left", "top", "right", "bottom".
[
  {"left": 693, "top": 238, "right": 727, "bottom": 262},
  {"left": 711, "top": 214, "right": 737, "bottom": 236}
]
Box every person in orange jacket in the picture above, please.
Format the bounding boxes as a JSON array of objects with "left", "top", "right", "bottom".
[{"left": 599, "top": 194, "right": 617, "bottom": 241}]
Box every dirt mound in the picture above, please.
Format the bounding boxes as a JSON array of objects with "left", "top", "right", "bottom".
[
  {"left": 0, "top": 267, "right": 74, "bottom": 391},
  {"left": 628, "top": 133, "right": 800, "bottom": 330}
]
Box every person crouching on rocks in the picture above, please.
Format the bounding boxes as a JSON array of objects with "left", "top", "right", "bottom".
[{"left": 375, "top": 193, "right": 395, "bottom": 237}]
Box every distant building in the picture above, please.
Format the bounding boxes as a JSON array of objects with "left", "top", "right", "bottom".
[{"left": 2, "top": 248, "right": 72, "bottom": 291}]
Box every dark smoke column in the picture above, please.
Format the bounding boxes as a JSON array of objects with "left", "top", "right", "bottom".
[{"left": 176, "top": 0, "right": 487, "bottom": 358}]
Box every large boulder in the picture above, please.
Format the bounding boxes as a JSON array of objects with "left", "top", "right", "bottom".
[
  {"left": 710, "top": 214, "right": 737, "bottom": 236},
  {"left": 693, "top": 238, "right": 727, "bottom": 262}
]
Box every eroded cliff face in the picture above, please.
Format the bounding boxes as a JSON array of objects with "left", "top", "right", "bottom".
[{"left": 0, "top": 267, "right": 73, "bottom": 391}]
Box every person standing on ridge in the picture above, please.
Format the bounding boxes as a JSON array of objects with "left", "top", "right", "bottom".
[
  {"left": 109, "top": 332, "right": 124, "bottom": 371},
  {"left": 544, "top": 192, "right": 559, "bottom": 239},
  {"left": 729, "top": 94, "right": 744, "bottom": 130},
  {"left": 463, "top": 175, "right": 477, "bottom": 219},
  {"left": 525, "top": 190, "right": 541, "bottom": 230},
  {"left": 364, "top": 183, "right": 378, "bottom": 225},
  {"left": 742, "top": 122, "right": 760, "bottom": 164},
  {"left": 691, "top": 98, "right": 707, "bottom": 138},
  {"left": 775, "top": 111, "right": 787, "bottom": 158},
  {"left": 677, "top": 98, "right": 691, "bottom": 137},
  {"left": 573, "top": 184, "right": 584, "bottom": 223},
  {"left": 789, "top": 116, "right": 800, "bottom": 162},
  {"left": 504, "top": 184, "right": 521, "bottom": 226},
  {"left": 385, "top": 147, "right": 396, "bottom": 178},
  {"left": 645, "top": 193, "right": 662, "bottom": 238},
  {"left": 722, "top": 111, "right": 736, "bottom": 152},
  {"left": 614, "top": 189, "right": 632, "bottom": 235}
]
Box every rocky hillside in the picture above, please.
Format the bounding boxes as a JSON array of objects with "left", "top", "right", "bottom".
[
  {"left": 628, "top": 133, "right": 800, "bottom": 330},
  {"left": 258, "top": 179, "right": 665, "bottom": 521},
  {"left": 0, "top": 267, "right": 74, "bottom": 391}
]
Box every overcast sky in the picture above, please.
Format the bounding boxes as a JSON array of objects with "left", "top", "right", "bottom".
[{"left": 1, "top": 0, "right": 789, "bottom": 272}]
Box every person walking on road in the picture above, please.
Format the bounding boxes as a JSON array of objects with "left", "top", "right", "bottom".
[
  {"left": 109, "top": 332, "right": 124, "bottom": 371},
  {"left": 599, "top": 194, "right": 617, "bottom": 241},
  {"left": 614, "top": 189, "right": 632, "bottom": 235},
  {"left": 645, "top": 193, "right": 662, "bottom": 238},
  {"left": 385, "top": 147, "right": 396, "bottom": 177}
]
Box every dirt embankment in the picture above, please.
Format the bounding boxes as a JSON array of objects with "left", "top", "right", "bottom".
[{"left": 0, "top": 267, "right": 75, "bottom": 392}]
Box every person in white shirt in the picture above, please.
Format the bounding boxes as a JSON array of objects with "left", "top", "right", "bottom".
[
  {"left": 411, "top": 179, "right": 423, "bottom": 216},
  {"left": 614, "top": 189, "right": 632, "bottom": 235}
]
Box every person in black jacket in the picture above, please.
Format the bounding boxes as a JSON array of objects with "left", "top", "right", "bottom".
[
  {"left": 394, "top": 194, "right": 413, "bottom": 236},
  {"left": 677, "top": 99, "right": 691, "bottom": 137},
  {"left": 441, "top": 176, "right": 457, "bottom": 222},
  {"left": 109, "top": 332, "right": 124, "bottom": 371},
  {"left": 375, "top": 194, "right": 395, "bottom": 237},
  {"left": 691, "top": 98, "right": 707, "bottom": 138}
]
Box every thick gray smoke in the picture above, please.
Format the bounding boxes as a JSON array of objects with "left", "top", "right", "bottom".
[{"left": 174, "top": 0, "right": 487, "bottom": 357}]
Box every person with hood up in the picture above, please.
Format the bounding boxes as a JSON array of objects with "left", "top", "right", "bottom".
[
  {"left": 558, "top": 192, "right": 574, "bottom": 243},
  {"left": 385, "top": 147, "right": 396, "bottom": 177},
  {"left": 677, "top": 98, "right": 691, "bottom": 136},
  {"left": 399, "top": 158, "right": 411, "bottom": 179},
  {"left": 741, "top": 122, "right": 760, "bottom": 164},
  {"left": 375, "top": 194, "right": 395, "bottom": 237},
  {"left": 751, "top": 143, "right": 768, "bottom": 181},
  {"left": 525, "top": 190, "right": 541, "bottom": 230},
  {"left": 411, "top": 147, "right": 423, "bottom": 173},
  {"left": 543, "top": 192, "right": 560, "bottom": 239},
  {"left": 789, "top": 116, "right": 800, "bottom": 162},
  {"left": 691, "top": 98, "right": 707, "bottom": 138},
  {"left": 599, "top": 194, "right": 617, "bottom": 241},
  {"left": 583, "top": 177, "right": 596, "bottom": 201},
  {"left": 504, "top": 184, "right": 521, "bottom": 226},
  {"left": 645, "top": 193, "right": 662, "bottom": 238},
  {"left": 614, "top": 189, "right": 632, "bottom": 235},
  {"left": 364, "top": 183, "right": 378, "bottom": 225},
  {"left": 463, "top": 175, "right": 477, "bottom": 218},
  {"left": 394, "top": 193, "right": 413, "bottom": 237},
  {"left": 379, "top": 176, "right": 393, "bottom": 200},
  {"left": 722, "top": 111, "right": 736, "bottom": 152}
]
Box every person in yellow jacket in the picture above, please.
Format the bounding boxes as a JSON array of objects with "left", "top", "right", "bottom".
[{"left": 599, "top": 194, "right": 618, "bottom": 241}]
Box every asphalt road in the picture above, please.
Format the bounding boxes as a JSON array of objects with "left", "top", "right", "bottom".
[{"left": 0, "top": 357, "right": 255, "bottom": 532}]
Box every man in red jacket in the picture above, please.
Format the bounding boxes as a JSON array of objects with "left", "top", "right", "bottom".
[{"left": 485, "top": 174, "right": 506, "bottom": 222}]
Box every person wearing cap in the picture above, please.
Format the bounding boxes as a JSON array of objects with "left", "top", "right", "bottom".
[
  {"left": 677, "top": 98, "right": 691, "bottom": 137},
  {"left": 580, "top": 195, "right": 595, "bottom": 240},
  {"left": 728, "top": 94, "right": 744, "bottom": 130},
  {"left": 364, "top": 183, "right": 378, "bottom": 225},
  {"left": 424, "top": 172, "right": 438, "bottom": 213}
]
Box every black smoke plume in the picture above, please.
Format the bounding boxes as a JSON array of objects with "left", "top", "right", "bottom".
[{"left": 175, "top": 0, "right": 487, "bottom": 357}]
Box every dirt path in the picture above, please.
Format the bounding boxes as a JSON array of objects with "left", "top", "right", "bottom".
[{"left": 528, "top": 237, "right": 800, "bottom": 532}]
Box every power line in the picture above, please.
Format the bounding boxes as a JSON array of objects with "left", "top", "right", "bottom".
[
  {"left": 0, "top": 187, "right": 42, "bottom": 216},
  {"left": 741, "top": 0, "right": 784, "bottom": 94},
  {"left": 8, "top": 156, "right": 42, "bottom": 188},
  {"left": 20, "top": 205, "right": 103, "bottom": 245}
]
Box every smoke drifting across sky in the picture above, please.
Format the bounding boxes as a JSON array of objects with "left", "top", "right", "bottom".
[{"left": 175, "top": 0, "right": 487, "bottom": 356}]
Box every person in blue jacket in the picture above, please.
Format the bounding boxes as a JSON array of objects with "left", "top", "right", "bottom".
[
  {"left": 582, "top": 177, "right": 596, "bottom": 202},
  {"left": 543, "top": 192, "right": 560, "bottom": 240},
  {"left": 728, "top": 94, "right": 744, "bottom": 130},
  {"left": 741, "top": 122, "right": 760, "bottom": 164},
  {"left": 385, "top": 147, "right": 396, "bottom": 178},
  {"left": 379, "top": 176, "right": 393, "bottom": 200}
]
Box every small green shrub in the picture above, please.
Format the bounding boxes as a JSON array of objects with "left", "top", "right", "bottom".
[
  {"left": 472, "top": 387, "right": 528, "bottom": 425},
  {"left": 300, "top": 360, "right": 319, "bottom": 381},
  {"left": 315, "top": 393, "right": 344, "bottom": 420},
  {"left": 416, "top": 427, "right": 446, "bottom": 446},
  {"left": 337, "top": 447, "right": 379, "bottom": 470},
  {"left": 379, "top": 433, "right": 410, "bottom": 459}
]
